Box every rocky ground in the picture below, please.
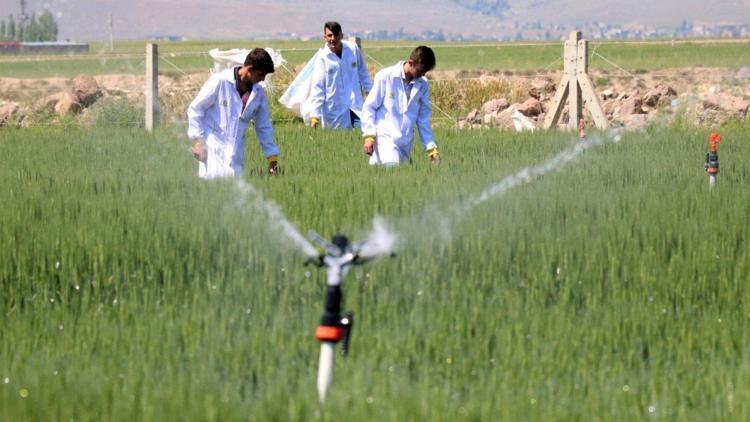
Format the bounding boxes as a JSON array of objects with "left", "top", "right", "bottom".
[{"left": 1, "top": 67, "right": 748, "bottom": 129}]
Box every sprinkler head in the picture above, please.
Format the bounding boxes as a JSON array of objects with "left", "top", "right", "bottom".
[{"left": 331, "top": 235, "right": 349, "bottom": 253}]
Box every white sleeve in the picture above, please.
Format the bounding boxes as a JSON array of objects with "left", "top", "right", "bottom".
[
  {"left": 416, "top": 82, "right": 437, "bottom": 150},
  {"left": 252, "top": 89, "right": 280, "bottom": 158},
  {"left": 308, "top": 51, "right": 326, "bottom": 120},
  {"left": 361, "top": 72, "right": 385, "bottom": 138},
  {"left": 187, "top": 75, "right": 220, "bottom": 140},
  {"left": 356, "top": 46, "right": 372, "bottom": 93}
]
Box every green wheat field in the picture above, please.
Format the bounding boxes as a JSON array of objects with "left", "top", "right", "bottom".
[{"left": 1, "top": 39, "right": 749, "bottom": 420}]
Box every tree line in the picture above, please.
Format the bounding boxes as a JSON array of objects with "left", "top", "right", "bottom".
[{"left": 1, "top": 10, "right": 58, "bottom": 42}]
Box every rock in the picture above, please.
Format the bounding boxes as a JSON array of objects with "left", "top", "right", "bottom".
[
  {"left": 616, "top": 114, "right": 651, "bottom": 131},
  {"left": 516, "top": 97, "right": 543, "bottom": 117},
  {"left": 34, "top": 93, "right": 65, "bottom": 113},
  {"left": 55, "top": 92, "right": 83, "bottom": 116},
  {"left": 465, "top": 108, "right": 481, "bottom": 123},
  {"left": 528, "top": 77, "right": 555, "bottom": 99},
  {"left": 616, "top": 92, "right": 645, "bottom": 116},
  {"left": 643, "top": 84, "right": 677, "bottom": 107},
  {"left": 71, "top": 74, "right": 102, "bottom": 107},
  {"left": 493, "top": 105, "right": 518, "bottom": 130},
  {"left": 702, "top": 93, "right": 750, "bottom": 117},
  {"left": 601, "top": 88, "right": 616, "bottom": 100},
  {"left": 481, "top": 98, "right": 510, "bottom": 115},
  {"left": 0, "top": 101, "right": 20, "bottom": 126}
]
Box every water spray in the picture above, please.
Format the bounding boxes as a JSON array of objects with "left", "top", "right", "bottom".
[
  {"left": 704, "top": 133, "right": 721, "bottom": 189},
  {"left": 305, "top": 230, "right": 394, "bottom": 403}
]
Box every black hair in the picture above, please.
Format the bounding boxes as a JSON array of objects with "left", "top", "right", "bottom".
[
  {"left": 409, "top": 45, "right": 436, "bottom": 72},
  {"left": 244, "top": 48, "right": 275, "bottom": 73},
  {"left": 324, "top": 21, "right": 342, "bottom": 36}
]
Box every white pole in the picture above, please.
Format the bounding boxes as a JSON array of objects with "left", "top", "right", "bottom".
[
  {"left": 317, "top": 342, "right": 336, "bottom": 402},
  {"left": 145, "top": 43, "right": 159, "bottom": 132}
]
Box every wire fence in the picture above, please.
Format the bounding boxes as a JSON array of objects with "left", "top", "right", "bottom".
[{"left": 4, "top": 39, "right": 745, "bottom": 128}]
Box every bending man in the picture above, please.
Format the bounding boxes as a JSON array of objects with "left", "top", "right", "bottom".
[
  {"left": 361, "top": 46, "right": 440, "bottom": 166},
  {"left": 188, "top": 48, "right": 279, "bottom": 179},
  {"left": 309, "top": 21, "right": 372, "bottom": 129}
]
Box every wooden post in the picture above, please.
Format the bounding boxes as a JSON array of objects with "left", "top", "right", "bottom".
[
  {"left": 543, "top": 32, "right": 608, "bottom": 130},
  {"left": 145, "top": 43, "right": 159, "bottom": 132}
]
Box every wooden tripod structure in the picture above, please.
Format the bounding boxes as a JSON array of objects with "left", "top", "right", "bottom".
[{"left": 543, "top": 32, "right": 609, "bottom": 130}]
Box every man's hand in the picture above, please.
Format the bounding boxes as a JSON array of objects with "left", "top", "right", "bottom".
[
  {"left": 363, "top": 136, "right": 375, "bottom": 156},
  {"left": 427, "top": 147, "right": 440, "bottom": 164},
  {"left": 267, "top": 155, "right": 279, "bottom": 175},
  {"left": 192, "top": 140, "right": 207, "bottom": 162},
  {"left": 310, "top": 117, "right": 320, "bottom": 129}
]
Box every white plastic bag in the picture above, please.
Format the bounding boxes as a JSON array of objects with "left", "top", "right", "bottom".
[
  {"left": 208, "top": 47, "right": 286, "bottom": 89},
  {"left": 278, "top": 50, "right": 321, "bottom": 123}
]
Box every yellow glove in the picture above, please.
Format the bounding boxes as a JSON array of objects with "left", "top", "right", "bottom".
[
  {"left": 267, "top": 155, "right": 278, "bottom": 175},
  {"left": 427, "top": 147, "right": 440, "bottom": 158},
  {"left": 363, "top": 136, "right": 375, "bottom": 156},
  {"left": 310, "top": 117, "right": 320, "bottom": 128}
]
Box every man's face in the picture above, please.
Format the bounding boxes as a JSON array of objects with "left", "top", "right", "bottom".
[
  {"left": 246, "top": 67, "right": 269, "bottom": 85},
  {"left": 404, "top": 59, "right": 429, "bottom": 80},
  {"left": 324, "top": 28, "right": 343, "bottom": 51}
]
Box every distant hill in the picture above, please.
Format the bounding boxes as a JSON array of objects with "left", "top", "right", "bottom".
[{"left": 0, "top": 0, "right": 748, "bottom": 41}]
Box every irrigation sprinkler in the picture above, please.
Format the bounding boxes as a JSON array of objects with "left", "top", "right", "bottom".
[
  {"left": 305, "top": 230, "right": 393, "bottom": 403},
  {"left": 704, "top": 133, "right": 721, "bottom": 189}
]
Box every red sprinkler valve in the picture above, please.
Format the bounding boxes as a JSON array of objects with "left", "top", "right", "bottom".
[
  {"left": 704, "top": 133, "right": 721, "bottom": 175},
  {"left": 578, "top": 118, "right": 586, "bottom": 139}
]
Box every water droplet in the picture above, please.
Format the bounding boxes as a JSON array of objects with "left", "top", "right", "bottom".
[
  {"left": 58, "top": 324, "right": 64, "bottom": 331},
  {"left": 55, "top": 261, "right": 61, "bottom": 269},
  {"left": 113, "top": 299, "right": 118, "bottom": 305},
  {"left": 446, "top": 358, "right": 452, "bottom": 364},
  {"left": 366, "top": 396, "right": 374, "bottom": 404},
  {"left": 53, "top": 370, "right": 58, "bottom": 376},
  {"left": 556, "top": 267, "right": 561, "bottom": 275},
  {"left": 417, "top": 290, "right": 423, "bottom": 296},
  {"left": 212, "top": 285, "right": 217, "bottom": 290},
  {"left": 19, "top": 388, "right": 29, "bottom": 398},
  {"left": 75, "top": 285, "right": 80, "bottom": 291},
  {"left": 281, "top": 267, "right": 286, "bottom": 272},
  {"left": 622, "top": 385, "right": 630, "bottom": 392},
  {"left": 3, "top": 377, "right": 9, "bottom": 384},
  {"left": 50, "top": 298, "right": 55, "bottom": 303},
  {"left": 718, "top": 318, "right": 722, "bottom": 323},
  {"left": 648, "top": 405, "right": 656, "bottom": 413}
]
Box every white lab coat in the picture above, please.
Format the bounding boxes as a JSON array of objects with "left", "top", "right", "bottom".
[
  {"left": 187, "top": 67, "right": 279, "bottom": 179},
  {"left": 361, "top": 61, "right": 437, "bottom": 165},
  {"left": 309, "top": 40, "right": 372, "bottom": 129}
]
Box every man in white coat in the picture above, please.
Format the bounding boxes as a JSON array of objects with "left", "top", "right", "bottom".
[
  {"left": 188, "top": 48, "right": 280, "bottom": 179},
  {"left": 309, "top": 21, "right": 372, "bottom": 129},
  {"left": 361, "top": 46, "right": 440, "bottom": 166}
]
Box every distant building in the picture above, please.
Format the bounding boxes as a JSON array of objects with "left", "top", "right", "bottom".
[{"left": 0, "top": 41, "right": 89, "bottom": 54}]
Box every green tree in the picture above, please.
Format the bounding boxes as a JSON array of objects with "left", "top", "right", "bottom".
[
  {"left": 38, "top": 9, "right": 57, "bottom": 41},
  {"left": 7, "top": 15, "right": 15, "bottom": 41},
  {"left": 25, "top": 13, "right": 40, "bottom": 41}
]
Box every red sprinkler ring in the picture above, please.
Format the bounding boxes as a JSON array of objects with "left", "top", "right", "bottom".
[{"left": 709, "top": 133, "right": 721, "bottom": 153}]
